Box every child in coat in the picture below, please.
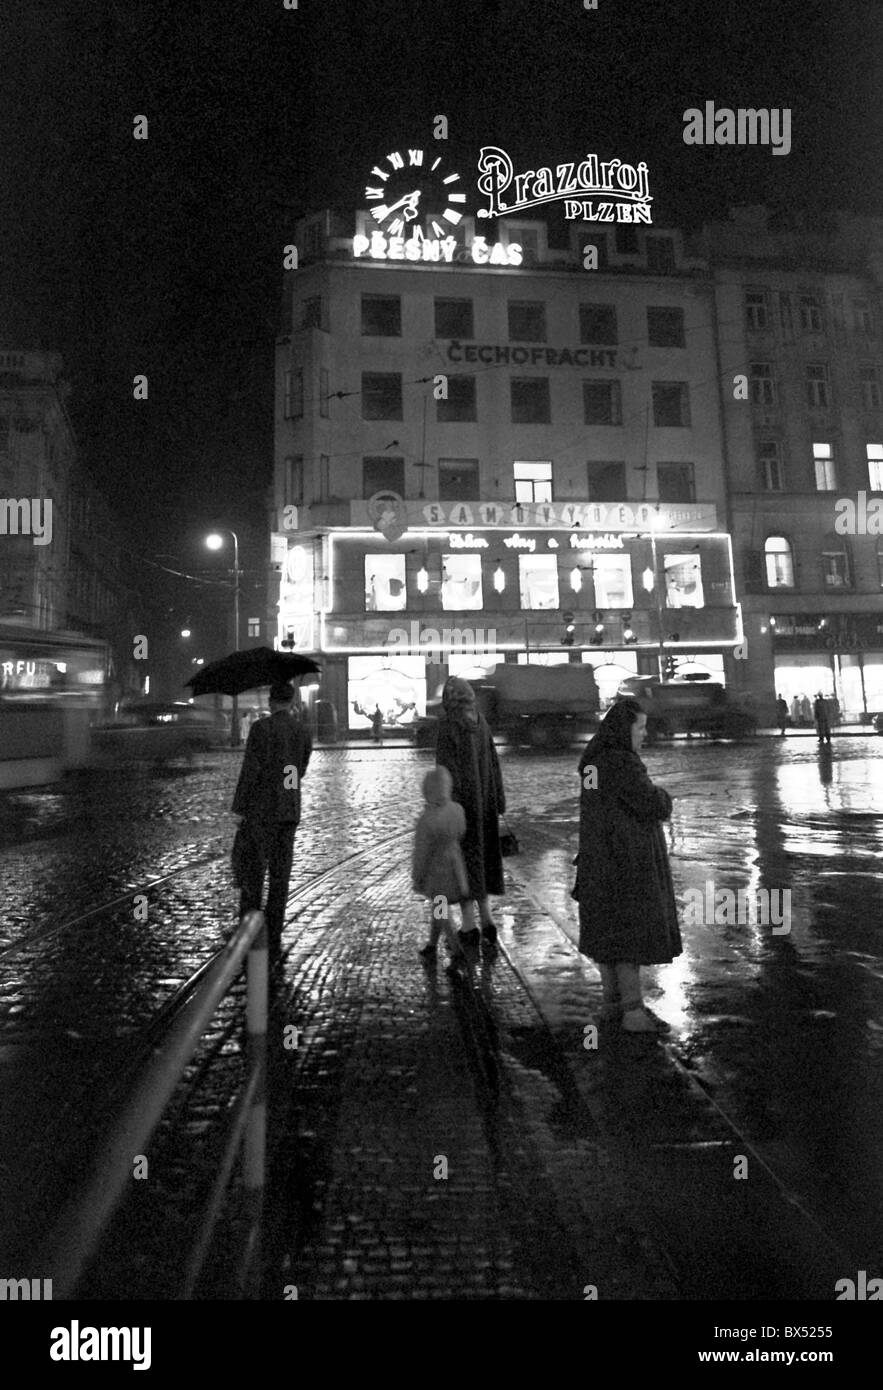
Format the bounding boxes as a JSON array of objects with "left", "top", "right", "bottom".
[{"left": 412, "top": 766, "right": 470, "bottom": 966}]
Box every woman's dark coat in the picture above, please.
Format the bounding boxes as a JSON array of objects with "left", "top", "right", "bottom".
[
  {"left": 436, "top": 712, "right": 506, "bottom": 898},
  {"left": 574, "top": 730, "right": 682, "bottom": 966}
]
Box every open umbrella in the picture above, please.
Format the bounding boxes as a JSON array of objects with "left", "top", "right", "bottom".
[{"left": 185, "top": 647, "right": 320, "bottom": 697}]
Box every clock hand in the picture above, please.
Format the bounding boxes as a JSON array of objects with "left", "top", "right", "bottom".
[{"left": 381, "top": 190, "right": 421, "bottom": 219}]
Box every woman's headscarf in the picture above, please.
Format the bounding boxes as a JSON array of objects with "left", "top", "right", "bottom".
[
  {"left": 578, "top": 697, "right": 644, "bottom": 769},
  {"left": 442, "top": 676, "right": 478, "bottom": 726}
]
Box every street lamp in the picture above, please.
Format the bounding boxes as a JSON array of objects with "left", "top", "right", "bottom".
[{"left": 206, "top": 529, "right": 241, "bottom": 747}]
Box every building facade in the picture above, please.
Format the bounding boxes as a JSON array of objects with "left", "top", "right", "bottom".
[{"left": 705, "top": 207, "right": 883, "bottom": 723}]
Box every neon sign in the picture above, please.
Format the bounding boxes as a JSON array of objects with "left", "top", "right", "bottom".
[{"left": 353, "top": 232, "right": 522, "bottom": 267}]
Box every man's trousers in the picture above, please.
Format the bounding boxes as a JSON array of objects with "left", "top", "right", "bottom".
[{"left": 237, "top": 821, "right": 297, "bottom": 956}]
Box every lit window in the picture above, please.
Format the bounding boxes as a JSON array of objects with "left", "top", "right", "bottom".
[
  {"left": 663, "top": 553, "right": 704, "bottom": 608},
  {"left": 513, "top": 460, "right": 552, "bottom": 503},
  {"left": 867, "top": 443, "right": 883, "bottom": 490},
  {"left": 518, "top": 554, "right": 559, "bottom": 610},
  {"left": 812, "top": 442, "right": 837, "bottom": 491},
  {"left": 441, "top": 554, "right": 483, "bottom": 611},
  {"left": 364, "top": 555, "right": 407, "bottom": 612},
  {"left": 593, "top": 554, "right": 634, "bottom": 609},
  {"left": 764, "top": 536, "right": 794, "bottom": 588}
]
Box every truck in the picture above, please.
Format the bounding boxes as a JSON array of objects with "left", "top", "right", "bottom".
[
  {"left": 615, "top": 674, "right": 757, "bottom": 742},
  {"left": 414, "top": 662, "right": 600, "bottom": 749}
]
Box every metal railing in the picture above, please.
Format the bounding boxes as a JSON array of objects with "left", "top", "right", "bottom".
[{"left": 36, "top": 910, "right": 269, "bottom": 1299}]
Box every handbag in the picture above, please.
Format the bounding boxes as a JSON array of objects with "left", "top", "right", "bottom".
[{"left": 499, "top": 816, "right": 519, "bottom": 857}]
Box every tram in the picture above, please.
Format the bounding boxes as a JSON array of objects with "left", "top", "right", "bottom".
[{"left": 0, "top": 625, "right": 109, "bottom": 789}]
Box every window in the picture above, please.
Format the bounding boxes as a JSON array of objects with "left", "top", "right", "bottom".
[
  {"left": 647, "top": 307, "right": 685, "bottom": 348},
  {"left": 765, "top": 537, "right": 794, "bottom": 588},
  {"left": 437, "top": 374, "right": 477, "bottom": 422},
  {"left": 657, "top": 462, "right": 696, "bottom": 503},
  {"left": 582, "top": 235, "right": 608, "bottom": 269},
  {"left": 750, "top": 362, "right": 776, "bottom": 406},
  {"left": 283, "top": 456, "right": 303, "bottom": 506},
  {"left": 435, "top": 298, "right": 473, "bottom": 338},
  {"left": 361, "top": 296, "right": 401, "bottom": 336},
  {"left": 615, "top": 225, "right": 639, "bottom": 255},
  {"left": 758, "top": 440, "right": 783, "bottom": 491},
  {"left": 586, "top": 461, "right": 625, "bottom": 502},
  {"left": 363, "top": 455, "right": 405, "bottom": 497},
  {"left": 510, "top": 378, "right": 551, "bottom": 424},
  {"left": 822, "top": 542, "right": 850, "bottom": 589},
  {"left": 441, "top": 553, "right": 483, "bottom": 611},
  {"left": 511, "top": 228, "right": 539, "bottom": 263},
  {"left": 664, "top": 553, "right": 704, "bottom": 608},
  {"left": 579, "top": 304, "right": 618, "bottom": 344},
  {"left": 319, "top": 367, "right": 329, "bottom": 418},
  {"left": 518, "top": 554, "right": 559, "bottom": 610},
  {"left": 745, "top": 290, "right": 769, "bottom": 331},
  {"left": 301, "top": 296, "right": 323, "bottom": 330},
  {"left": 799, "top": 294, "right": 824, "bottom": 333},
  {"left": 646, "top": 237, "right": 675, "bottom": 273},
  {"left": 438, "top": 458, "right": 480, "bottom": 501},
  {"left": 593, "top": 554, "right": 634, "bottom": 608},
  {"left": 813, "top": 441, "right": 836, "bottom": 490},
  {"left": 514, "top": 460, "right": 552, "bottom": 503},
  {"left": 365, "top": 555, "right": 407, "bottom": 612},
  {"left": 362, "top": 373, "right": 402, "bottom": 420},
  {"left": 860, "top": 365, "right": 882, "bottom": 409},
  {"left": 283, "top": 369, "right": 303, "bottom": 420},
  {"left": 868, "top": 443, "right": 883, "bottom": 490},
  {"left": 652, "top": 381, "right": 690, "bottom": 427},
  {"left": 806, "top": 364, "right": 830, "bottom": 409},
  {"left": 0, "top": 416, "right": 8, "bottom": 452},
  {"left": 583, "top": 380, "right": 622, "bottom": 426},
  {"left": 855, "top": 301, "right": 875, "bottom": 336},
  {"left": 508, "top": 301, "right": 547, "bottom": 342},
  {"left": 319, "top": 455, "right": 330, "bottom": 501}
]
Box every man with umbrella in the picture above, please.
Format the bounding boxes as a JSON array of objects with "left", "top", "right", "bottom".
[{"left": 231, "top": 681, "right": 312, "bottom": 962}]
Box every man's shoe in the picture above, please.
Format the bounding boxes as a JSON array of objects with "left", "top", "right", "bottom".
[{"left": 481, "top": 922, "right": 498, "bottom": 943}]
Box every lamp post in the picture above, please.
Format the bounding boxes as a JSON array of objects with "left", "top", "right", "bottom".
[{"left": 206, "top": 529, "right": 241, "bottom": 748}]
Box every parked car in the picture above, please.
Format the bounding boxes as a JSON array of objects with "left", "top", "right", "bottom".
[
  {"left": 91, "top": 701, "right": 225, "bottom": 764},
  {"left": 616, "top": 675, "right": 757, "bottom": 742}
]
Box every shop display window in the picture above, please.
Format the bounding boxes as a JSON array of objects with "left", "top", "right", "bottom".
[
  {"left": 664, "top": 553, "right": 704, "bottom": 608},
  {"left": 440, "top": 554, "right": 483, "bottom": 611},
  {"left": 364, "top": 555, "right": 407, "bottom": 611},
  {"left": 592, "top": 554, "right": 633, "bottom": 609},
  {"left": 518, "top": 555, "right": 559, "bottom": 610}
]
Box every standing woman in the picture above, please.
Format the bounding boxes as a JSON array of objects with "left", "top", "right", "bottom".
[
  {"left": 574, "top": 698, "right": 682, "bottom": 1033},
  {"left": 436, "top": 676, "right": 506, "bottom": 945}
]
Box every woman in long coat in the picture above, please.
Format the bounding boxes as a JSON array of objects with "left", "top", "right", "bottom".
[
  {"left": 436, "top": 676, "right": 506, "bottom": 944},
  {"left": 574, "top": 698, "right": 682, "bottom": 1033}
]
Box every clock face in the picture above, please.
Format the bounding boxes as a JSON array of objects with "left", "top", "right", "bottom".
[{"left": 364, "top": 148, "right": 466, "bottom": 239}]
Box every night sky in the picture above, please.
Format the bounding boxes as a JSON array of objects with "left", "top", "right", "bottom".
[{"left": 2, "top": 0, "right": 881, "bottom": 633}]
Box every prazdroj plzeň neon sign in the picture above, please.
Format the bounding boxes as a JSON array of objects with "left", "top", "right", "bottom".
[{"left": 476, "top": 146, "right": 653, "bottom": 222}]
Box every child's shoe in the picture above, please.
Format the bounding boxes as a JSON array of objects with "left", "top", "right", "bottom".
[{"left": 480, "top": 921, "right": 498, "bottom": 943}]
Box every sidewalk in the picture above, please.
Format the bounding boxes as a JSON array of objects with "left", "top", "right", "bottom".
[{"left": 255, "top": 847, "right": 852, "bottom": 1300}]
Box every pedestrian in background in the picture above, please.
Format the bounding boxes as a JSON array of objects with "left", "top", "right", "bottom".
[
  {"left": 814, "top": 692, "right": 832, "bottom": 745},
  {"left": 436, "top": 675, "right": 506, "bottom": 947},
  {"left": 232, "top": 682, "right": 312, "bottom": 963},
  {"left": 412, "top": 765, "right": 468, "bottom": 968},
  {"left": 573, "top": 698, "right": 682, "bottom": 1034},
  {"left": 799, "top": 693, "right": 812, "bottom": 726},
  {"left": 790, "top": 693, "right": 801, "bottom": 727},
  {"left": 775, "top": 694, "right": 789, "bottom": 736},
  {"left": 371, "top": 705, "right": 384, "bottom": 745}
]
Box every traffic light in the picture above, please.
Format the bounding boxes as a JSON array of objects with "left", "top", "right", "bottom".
[
  {"left": 662, "top": 655, "right": 676, "bottom": 679},
  {"left": 562, "top": 610, "right": 575, "bottom": 645}
]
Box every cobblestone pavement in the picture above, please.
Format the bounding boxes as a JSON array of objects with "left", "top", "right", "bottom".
[{"left": 1, "top": 738, "right": 881, "bottom": 1298}]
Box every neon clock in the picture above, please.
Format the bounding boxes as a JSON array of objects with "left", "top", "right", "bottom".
[{"left": 364, "top": 148, "right": 466, "bottom": 239}]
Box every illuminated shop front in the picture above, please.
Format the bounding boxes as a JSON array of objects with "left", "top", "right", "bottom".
[{"left": 770, "top": 614, "right": 883, "bottom": 721}]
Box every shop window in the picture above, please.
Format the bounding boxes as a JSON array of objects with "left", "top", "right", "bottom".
[
  {"left": 656, "top": 462, "right": 695, "bottom": 504},
  {"left": 583, "top": 380, "right": 622, "bottom": 426},
  {"left": 436, "top": 375, "right": 476, "bottom": 422},
  {"left": 283, "top": 369, "right": 303, "bottom": 420},
  {"left": 587, "top": 460, "right": 625, "bottom": 502},
  {"left": 508, "top": 301, "right": 547, "bottom": 342},
  {"left": 510, "top": 378, "right": 551, "bottom": 424},
  {"left": 867, "top": 443, "right": 883, "bottom": 490},
  {"left": 593, "top": 554, "right": 634, "bottom": 609},
  {"left": 438, "top": 458, "right": 480, "bottom": 500},
  {"left": 361, "top": 295, "right": 401, "bottom": 336},
  {"left": 663, "top": 553, "right": 704, "bottom": 608},
  {"left": 812, "top": 441, "right": 837, "bottom": 491},
  {"left": 514, "top": 460, "right": 552, "bottom": 503},
  {"left": 363, "top": 455, "right": 404, "bottom": 497},
  {"left": 362, "top": 373, "right": 403, "bottom": 420},
  {"left": 435, "top": 298, "right": 473, "bottom": 338},
  {"left": 652, "top": 381, "right": 690, "bottom": 427},
  {"left": 646, "top": 237, "right": 675, "bottom": 273},
  {"left": 750, "top": 362, "right": 776, "bottom": 406},
  {"left": 579, "top": 303, "right": 618, "bottom": 345},
  {"left": 860, "top": 365, "right": 882, "bottom": 409},
  {"left": 821, "top": 538, "right": 851, "bottom": 589},
  {"left": 806, "top": 364, "right": 830, "bottom": 409},
  {"left": 765, "top": 536, "right": 795, "bottom": 589},
  {"left": 347, "top": 655, "right": 427, "bottom": 730},
  {"left": 647, "top": 307, "right": 685, "bottom": 348},
  {"left": 800, "top": 294, "right": 824, "bottom": 333},
  {"left": 518, "top": 554, "right": 559, "bottom": 610},
  {"left": 364, "top": 555, "right": 407, "bottom": 612},
  {"left": 758, "top": 440, "right": 783, "bottom": 491},
  {"left": 441, "top": 553, "right": 483, "bottom": 610},
  {"left": 745, "top": 290, "right": 769, "bottom": 331}
]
